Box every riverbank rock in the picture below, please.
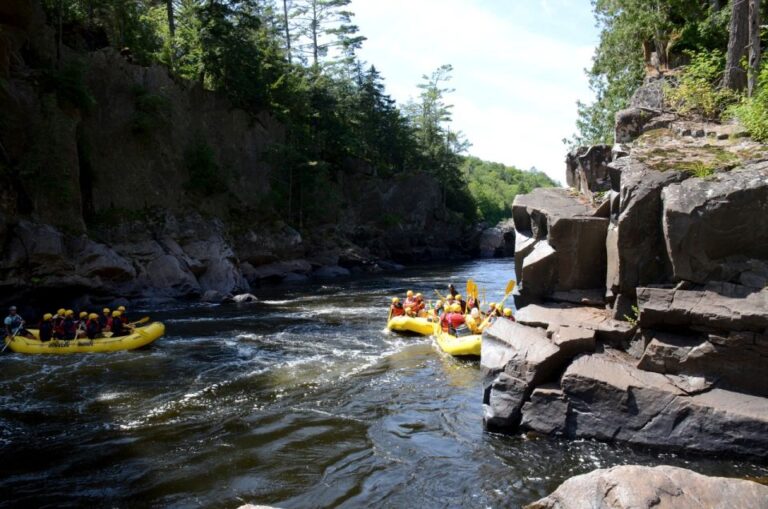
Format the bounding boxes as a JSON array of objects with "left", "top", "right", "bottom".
[
  {"left": 637, "top": 329, "right": 768, "bottom": 397},
  {"left": 637, "top": 283, "right": 768, "bottom": 333},
  {"left": 662, "top": 162, "right": 768, "bottom": 284},
  {"left": 481, "top": 319, "right": 595, "bottom": 431},
  {"left": 553, "top": 353, "right": 768, "bottom": 458},
  {"left": 526, "top": 465, "right": 768, "bottom": 509}
]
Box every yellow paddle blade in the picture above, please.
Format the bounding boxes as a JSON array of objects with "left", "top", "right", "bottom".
[
  {"left": 130, "top": 316, "right": 150, "bottom": 326},
  {"left": 466, "top": 279, "right": 474, "bottom": 300},
  {"left": 505, "top": 279, "right": 516, "bottom": 295}
]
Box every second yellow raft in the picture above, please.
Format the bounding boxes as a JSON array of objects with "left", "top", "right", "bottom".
[
  {"left": 3, "top": 322, "right": 165, "bottom": 354},
  {"left": 433, "top": 324, "right": 482, "bottom": 357}
]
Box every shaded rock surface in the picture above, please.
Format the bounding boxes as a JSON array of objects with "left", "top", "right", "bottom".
[
  {"left": 553, "top": 353, "right": 768, "bottom": 457},
  {"left": 526, "top": 465, "right": 768, "bottom": 509},
  {"left": 481, "top": 319, "right": 595, "bottom": 431}
]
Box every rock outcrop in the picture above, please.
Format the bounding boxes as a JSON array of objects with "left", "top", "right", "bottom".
[
  {"left": 0, "top": 0, "right": 481, "bottom": 304},
  {"left": 494, "top": 78, "right": 768, "bottom": 459},
  {"left": 526, "top": 465, "right": 768, "bottom": 509}
]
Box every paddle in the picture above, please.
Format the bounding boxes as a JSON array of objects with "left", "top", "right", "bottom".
[
  {"left": 102, "top": 317, "right": 148, "bottom": 338},
  {"left": 2, "top": 324, "right": 23, "bottom": 353},
  {"left": 466, "top": 279, "right": 473, "bottom": 301},
  {"left": 478, "top": 280, "right": 516, "bottom": 331}
]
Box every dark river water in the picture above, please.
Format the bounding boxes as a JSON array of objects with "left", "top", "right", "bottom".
[{"left": 1, "top": 259, "right": 766, "bottom": 508}]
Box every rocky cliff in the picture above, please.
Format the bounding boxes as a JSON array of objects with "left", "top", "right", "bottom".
[
  {"left": 0, "top": 1, "right": 482, "bottom": 307},
  {"left": 482, "top": 77, "right": 768, "bottom": 459}
]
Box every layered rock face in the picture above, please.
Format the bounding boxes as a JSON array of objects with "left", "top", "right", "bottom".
[
  {"left": 526, "top": 465, "right": 768, "bottom": 509},
  {"left": 486, "top": 79, "right": 768, "bottom": 459},
  {"left": 0, "top": 1, "right": 477, "bottom": 304}
]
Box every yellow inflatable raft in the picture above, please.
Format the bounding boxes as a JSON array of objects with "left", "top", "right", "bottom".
[
  {"left": 386, "top": 315, "right": 435, "bottom": 336},
  {"left": 3, "top": 322, "right": 165, "bottom": 354},
  {"left": 433, "top": 325, "right": 482, "bottom": 357}
]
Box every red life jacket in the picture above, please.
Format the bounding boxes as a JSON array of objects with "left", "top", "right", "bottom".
[
  {"left": 448, "top": 313, "right": 465, "bottom": 329},
  {"left": 390, "top": 305, "right": 405, "bottom": 317}
]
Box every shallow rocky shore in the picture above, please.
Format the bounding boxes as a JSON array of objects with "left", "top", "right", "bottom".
[{"left": 483, "top": 78, "right": 768, "bottom": 459}]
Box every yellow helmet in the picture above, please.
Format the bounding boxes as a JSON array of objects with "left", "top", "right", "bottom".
[
  {"left": 79, "top": 311, "right": 88, "bottom": 318},
  {"left": 406, "top": 290, "right": 414, "bottom": 298},
  {"left": 405, "top": 306, "right": 412, "bottom": 313},
  {"left": 89, "top": 313, "right": 98, "bottom": 320},
  {"left": 112, "top": 310, "right": 122, "bottom": 317},
  {"left": 455, "top": 294, "right": 462, "bottom": 300},
  {"left": 415, "top": 293, "right": 422, "bottom": 299},
  {"left": 103, "top": 308, "right": 110, "bottom": 314},
  {"left": 443, "top": 302, "right": 450, "bottom": 309},
  {"left": 65, "top": 309, "right": 74, "bottom": 316},
  {"left": 446, "top": 295, "right": 454, "bottom": 301},
  {"left": 118, "top": 305, "right": 126, "bottom": 312},
  {"left": 489, "top": 302, "right": 496, "bottom": 308},
  {"left": 451, "top": 303, "right": 462, "bottom": 313},
  {"left": 504, "top": 308, "right": 513, "bottom": 317},
  {"left": 495, "top": 304, "right": 503, "bottom": 311},
  {"left": 43, "top": 313, "right": 53, "bottom": 321},
  {"left": 392, "top": 297, "right": 400, "bottom": 304},
  {"left": 57, "top": 308, "right": 65, "bottom": 316}
]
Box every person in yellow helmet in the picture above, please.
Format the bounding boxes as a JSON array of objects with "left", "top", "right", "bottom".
[
  {"left": 405, "top": 306, "right": 415, "bottom": 317},
  {"left": 53, "top": 308, "right": 66, "bottom": 339},
  {"left": 466, "top": 307, "right": 482, "bottom": 334},
  {"left": 503, "top": 308, "right": 515, "bottom": 321},
  {"left": 390, "top": 297, "right": 405, "bottom": 318},
  {"left": 39, "top": 312, "right": 54, "bottom": 342},
  {"left": 86, "top": 313, "right": 101, "bottom": 339},
  {"left": 62, "top": 310, "right": 77, "bottom": 340},
  {"left": 76, "top": 311, "right": 88, "bottom": 338},
  {"left": 117, "top": 305, "right": 128, "bottom": 324},
  {"left": 100, "top": 308, "right": 111, "bottom": 330},
  {"left": 404, "top": 290, "right": 416, "bottom": 311},
  {"left": 487, "top": 302, "right": 496, "bottom": 317},
  {"left": 109, "top": 310, "right": 125, "bottom": 336}
]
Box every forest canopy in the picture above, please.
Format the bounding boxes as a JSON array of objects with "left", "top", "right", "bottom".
[
  {"left": 572, "top": 0, "right": 766, "bottom": 146},
  {"left": 39, "top": 0, "right": 554, "bottom": 228}
]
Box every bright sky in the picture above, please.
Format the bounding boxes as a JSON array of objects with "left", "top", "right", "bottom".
[{"left": 351, "top": 0, "right": 600, "bottom": 185}]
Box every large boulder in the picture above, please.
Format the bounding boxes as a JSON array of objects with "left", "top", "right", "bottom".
[
  {"left": 637, "top": 283, "right": 768, "bottom": 333},
  {"left": 548, "top": 215, "right": 608, "bottom": 290},
  {"left": 512, "top": 188, "right": 595, "bottom": 238},
  {"left": 526, "top": 465, "right": 768, "bottom": 509},
  {"left": 662, "top": 163, "right": 768, "bottom": 284},
  {"left": 481, "top": 319, "right": 595, "bottom": 431},
  {"left": 551, "top": 353, "right": 768, "bottom": 458},
  {"left": 479, "top": 227, "right": 503, "bottom": 258},
  {"left": 609, "top": 161, "right": 686, "bottom": 298},
  {"left": 565, "top": 144, "right": 612, "bottom": 197},
  {"left": 637, "top": 330, "right": 768, "bottom": 397},
  {"left": 515, "top": 304, "right": 635, "bottom": 346}
]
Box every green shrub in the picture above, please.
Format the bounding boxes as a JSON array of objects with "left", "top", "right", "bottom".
[
  {"left": 728, "top": 63, "right": 768, "bottom": 141},
  {"left": 130, "top": 85, "right": 172, "bottom": 135},
  {"left": 665, "top": 50, "right": 738, "bottom": 120},
  {"left": 41, "top": 61, "right": 96, "bottom": 112},
  {"left": 185, "top": 141, "right": 226, "bottom": 196}
]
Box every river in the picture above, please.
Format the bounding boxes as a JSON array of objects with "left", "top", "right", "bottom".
[{"left": 0, "top": 259, "right": 765, "bottom": 508}]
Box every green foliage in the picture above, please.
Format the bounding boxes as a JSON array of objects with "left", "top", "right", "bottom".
[
  {"left": 571, "top": 1, "right": 733, "bottom": 145},
  {"left": 40, "top": 61, "right": 95, "bottom": 112},
  {"left": 462, "top": 156, "right": 557, "bottom": 225},
  {"left": 665, "top": 50, "right": 737, "bottom": 119},
  {"left": 728, "top": 63, "right": 768, "bottom": 141},
  {"left": 624, "top": 305, "right": 640, "bottom": 326},
  {"left": 129, "top": 85, "right": 171, "bottom": 136},
  {"left": 184, "top": 140, "right": 226, "bottom": 196}
]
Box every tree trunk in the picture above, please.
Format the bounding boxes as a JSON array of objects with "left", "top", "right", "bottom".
[
  {"left": 166, "top": 0, "right": 175, "bottom": 37},
  {"left": 56, "top": 0, "right": 63, "bottom": 67},
  {"left": 725, "top": 0, "right": 749, "bottom": 91},
  {"left": 311, "top": 1, "right": 319, "bottom": 67},
  {"left": 748, "top": 0, "right": 761, "bottom": 96},
  {"left": 282, "top": 0, "right": 292, "bottom": 64}
]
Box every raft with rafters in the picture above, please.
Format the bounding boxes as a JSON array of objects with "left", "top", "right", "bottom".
[{"left": 3, "top": 322, "right": 165, "bottom": 354}]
